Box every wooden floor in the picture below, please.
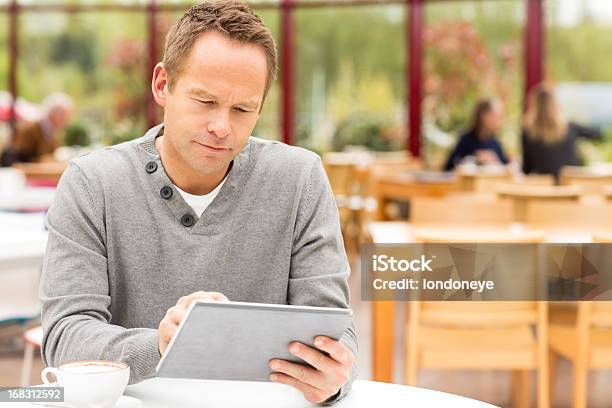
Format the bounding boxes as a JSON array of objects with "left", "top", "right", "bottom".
[
  {"left": 0, "top": 344, "right": 45, "bottom": 387},
  {"left": 1, "top": 248, "right": 611, "bottom": 407}
]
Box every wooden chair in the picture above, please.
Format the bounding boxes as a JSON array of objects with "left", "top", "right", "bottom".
[
  {"left": 322, "top": 155, "right": 360, "bottom": 252},
  {"left": 550, "top": 303, "right": 612, "bottom": 408},
  {"left": 373, "top": 172, "right": 458, "bottom": 221},
  {"left": 411, "top": 196, "right": 514, "bottom": 225},
  {"left": 525, "top": 201, "right": 612, "bottom": 230},
  {"left": 593, "top": 231, "right": 612, "bottom": 242},
  {"left": 525, "top": 200, "right": 611, "bottom": 313},
  {"left": 549, "top": 231, "right": 612, "bottom": 408},
  {"left": 20, "top": 325, "right": 43, "bottom": 386},
  {"left": 367, "top": 156, "right": 423, "bottom": 220},
  {"left": 324, "top": 152, "right": 423, "bottom": 247},
  {"left": 496, "top": 184, "right": 582, "bottom": 222},
  {"left": 412, "top": 227, "right": 546, "bottom": 244},
  {"left": 560, "top": 166, "right": 612, "bottom": 194},
  {"left": 605, "top": 185, "right": 612, "bottom": 201},
  {"left": 323, "top": 152, "right": 408, "bottom": 249},
  {"left": 512, "top": 173, "right": 556, "bottom": 186},
  {"left": 370, "top": 151, "right": 423, "bottom": 172},
  {"left": 547, "top": 233, "right": 612, "bottom": 408},
  {"left": 405, "top": 230, "right": 548, "bottom": 408},
  {"left": 455, "top": 166, "right": 512, "bottom": 192}
]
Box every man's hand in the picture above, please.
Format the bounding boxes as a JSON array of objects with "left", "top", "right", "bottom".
[
  {"left": 158, "top": 291, "right": 228, "bottom": 355},
  {"left": 269, "top": 336, "right": 355, "bottom": 404}
]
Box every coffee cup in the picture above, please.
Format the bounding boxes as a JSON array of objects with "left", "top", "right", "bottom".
[{"left": 41, "top": 360, "right": 130, "bottom": 408}]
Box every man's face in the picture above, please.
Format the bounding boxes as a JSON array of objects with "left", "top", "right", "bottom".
[{"left": 157, "top": 31, "right": 267, "bottom": 176}]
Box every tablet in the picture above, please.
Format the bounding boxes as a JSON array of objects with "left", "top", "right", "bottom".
[{"left": 155, "top": 300, "right": 353, "bottom": 381}]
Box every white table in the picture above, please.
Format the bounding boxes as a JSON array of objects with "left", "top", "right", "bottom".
[
  {"left": 0, "top": 187, "right": 56, "bottom": 212},
  {"left": 0, "top": 212, "right": 48, "bottom": 270},
  {"left": 0, "top": 379, "right": 497, "bottom": 407},
  {"left": 0, "top": 212, "right": 47, "bottom": 321},
  {"left": 126, "top": 378, "right": 497, "bottom": 407}
]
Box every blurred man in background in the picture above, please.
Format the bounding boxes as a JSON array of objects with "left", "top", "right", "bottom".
[{"left": 0, "top": 93, "right": 73, "bottom": 167}]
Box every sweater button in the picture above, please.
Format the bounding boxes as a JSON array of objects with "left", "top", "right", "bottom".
[
  {"left": 181, "top": 214, "right": 194, "bottom": 227},
  {"left": 145, "top": 161, "right": 158, "bottom": 174},
  {"left": 160, "top": 186, "right": 173, "bottom": 200}
]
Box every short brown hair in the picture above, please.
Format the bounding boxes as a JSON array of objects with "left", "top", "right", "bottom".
[{"left": 163, "top": 0, "right": 277, "bottom": 102}]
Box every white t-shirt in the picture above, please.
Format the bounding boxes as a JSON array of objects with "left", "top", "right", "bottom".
[{"left": 174, "top": 177, "right": 227, "bottom": 217}]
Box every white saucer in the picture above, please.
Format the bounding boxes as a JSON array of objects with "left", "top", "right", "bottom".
[
  {"left": 30, "top": 393, "right": 141, "bottom": 408},
  {"left": 114, "top": 396, "right": 143, "bottom": 408}
]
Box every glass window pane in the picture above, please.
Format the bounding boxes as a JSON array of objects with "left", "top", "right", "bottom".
[
  {"left": 547, "top": 0, "right": 612, "bottom": 163},
  {"left": 252, "top": 9, "right": 280, "bottom": 142},
  {"left": 296, "top": 5, "right": 406, "bottom": 153},
  {"left": 19, "top": 11, "right": 148, "bottom": 145},
  {"left": 17, "top": 0, "right": 149, "bottom": 4},
  {"left": 0, "top": 12, "right": 9, "bottom": 150},
  {"left": 0, "top": 13, "right": 7, "bottom": 91},
  {"left": 425, "top": 0, "right": 524, "bottom": 169}
]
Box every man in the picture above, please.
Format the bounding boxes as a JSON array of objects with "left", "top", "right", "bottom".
[
  {"left": 0, "top": 93, "right": 73, "bottom": 166},
  {"left": 40, "top": 0, "right": 357, "bottom": 404}
]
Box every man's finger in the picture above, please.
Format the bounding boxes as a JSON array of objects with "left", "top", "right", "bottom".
[
  {"left": 158, "top": 319, "right": 178, "bottom": 343},
  {"left": 269, "top": 373, "right": 327, "bottom": 404},
  {"left": 313, "top": 336, "right": 354, "bottom": 365},
  {"left": 269, "top": 359, "right": 325, "bottom": 389},
  {"left": 166, "top": 306, "right": 185, "bottom": 324},
  {"left": 287, "top": 342, "right": 335, "bottom": 372},
  {"left": 208, "top": 292, "right": 229, "bottom": 302},
  {"left": 177, "top": 291, "right": 228, "bottom": 308},
  {"left": 176, "top": 292, "right": 207, "bottom": 308}
]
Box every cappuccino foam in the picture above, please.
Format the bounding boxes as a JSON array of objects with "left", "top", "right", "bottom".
[{"left": 62, "top": 363, "right": 124, "bottom": 374}]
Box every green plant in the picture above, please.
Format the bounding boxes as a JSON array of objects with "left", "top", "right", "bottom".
[
  {"left": 332, "top": 115, "right": 395, "bottom": 152},
  {"left": 63, "top": 123, "right": 90, "bottom": 147},
  {"left": 105, "top": 120, "right": 145, "bottom": 146}
]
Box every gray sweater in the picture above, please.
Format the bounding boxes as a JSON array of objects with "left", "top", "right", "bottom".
[{"left": 40, "top": 124, "right": 357, "bottom": 402}]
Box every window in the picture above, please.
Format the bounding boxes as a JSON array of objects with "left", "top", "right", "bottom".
[
  {"left": 547, "top": 0, "right": 612, "bottom": 162},
  {"left": 251, "top": 9, "right": 280, "bottom": 142},
  {"left": 425, "top": 0, "right": 524, "bottom": 169},
  {"left": 295, "top": 5, "right": 406, "bottom": 153},
  {"left": 18, "top": 11, "right": 148, "bottom": 145},
  {"left": 0, "top": 12, "right": 9, "bottom": 150}
]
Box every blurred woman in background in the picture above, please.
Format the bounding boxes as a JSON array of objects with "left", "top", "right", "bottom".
[
  {"left": 444, "top": 98, "right": 509, "bottom": 171},
  {"left": 521, "top": 84, "right": 602, "bottom": 182}
]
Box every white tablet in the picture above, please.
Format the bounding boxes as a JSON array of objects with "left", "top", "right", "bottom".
[{"left": 155, "top": 300, "right": 353, "bottom": 381}]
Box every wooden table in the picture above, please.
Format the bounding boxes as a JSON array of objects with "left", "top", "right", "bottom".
[
  {"left": 366, "top": 221, "right": 598, "bottom": 382},
  {"left": 496, "top": 184, "right": 583, "bottom": 222},
  {"left": 374, "top": 172, "right": 458, "bottom": 220},
  {"left": 560, "top": 165, "right": 612, "bottom": 194},
  {"left": 12, "top": 161, "right": 68, "bottom": 186},
  {"left": 455, "top": 166, "right": 512, "bottom": 192}
]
